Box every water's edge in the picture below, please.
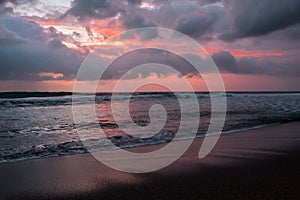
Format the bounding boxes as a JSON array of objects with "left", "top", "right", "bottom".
[{"left": 0, "top": 121, "right": 285, "bottom": 164}]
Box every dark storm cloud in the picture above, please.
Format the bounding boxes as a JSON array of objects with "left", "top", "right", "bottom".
[
  {"left": 277, "top": 24, "right": 300, "bottom": 42},
  {"left": 63, "top": 0, "right": 227, "bottom": 39},
  {"left": 211, "top": 51, "right": 237, "bottom": 72},
  {"left": 102, "top": 48, "right": 200, "bottom": 80},
  {"left": 198, "top": 0, "right": 221, "bottom": 5},
  {"left": 76, "top": 48, "right": 202, "bottom": 81},
  {"left": 0, "top": 22, "right": 25, "bottom": 46},
  {"left": 0, "top": 16, "right": 83, "bottom": 81},
  {"left": 64, "top": 0, "right": 144, "bottom": 21},
  {"left": 176, "top": 15, "right": 215, "bottom": 37},
  {"left": 175, "top": 5, "right": 225, "bottom": 39},
  {"left": 155, "top": 2, "right": 227, "bottom": 39},
  {"left": 212, "top": 51, "right": 300, "bottom": 76},
  {"left": 0, "top": 16, "right": 46, "bottom": 41},
  {"left": 63, "top": 0, "right": 300, "bottom": 41},
  {"left": 122, "top": 13, "right": 156, "bottom": 29},
  {"left": 64, "top": 0, "right": 118, "bottom": 21},
  {"left": 221, "top": 0, "right": 300, "bottom": 41},
  {"left": 247, "top": 24, "right": 300, "bottom": 54},
  {"left": 127, "top": 0, "right": 142, "bottom": 5}
]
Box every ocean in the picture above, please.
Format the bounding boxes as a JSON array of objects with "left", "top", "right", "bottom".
[{"left": 1, "top": 92, "right": 300, "bottom": 163}]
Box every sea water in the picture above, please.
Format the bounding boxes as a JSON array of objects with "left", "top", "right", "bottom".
[{"left": 0, "top": 92, "right": 300, "bottom": 163}]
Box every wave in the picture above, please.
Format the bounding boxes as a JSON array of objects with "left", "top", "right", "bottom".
[
  {"left": 1, "top": 120, "right": 298, "bottom": 164},
  {"left": 0, "top": 92, "right": 245, "bottom": 108},
  {"left": 0, "top": 132, "right": 176, "bottom": 163},
  {"left": 1, "top": 92, "right": 300, "bottom": 108}
]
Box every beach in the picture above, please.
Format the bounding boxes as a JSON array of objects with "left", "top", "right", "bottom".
[
  {"left": 0, "top": 121, "right": 299, "bottom": 200},
  {"left": 1, "top": 0, "right": 300, "bottom": 199}
]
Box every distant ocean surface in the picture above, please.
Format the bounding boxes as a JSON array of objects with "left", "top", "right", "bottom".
[{"left": 1, "top": 92, "right": 300, "bottom": 163}]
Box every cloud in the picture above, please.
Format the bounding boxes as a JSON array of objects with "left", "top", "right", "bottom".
[
  {"left": 212, "top": 50, "right": 300, "bottom": 76},
  {"left": 62, "top": 0, "right": 300, "bottom": 43},
  {"left": 175, "top": 5, "right": 226, "bottom": 39},
  {"left": 198, "top": 0, "right": 221, "bottom": 5},
  {"left": 0, "top": 0, "right": 37, "bottom": 14},
  {"left": 63, "top": 0, "right": 119, "bottom": 21},
  {"left": 0, "top": 16, "right": 47, "bottom": 41},
  {"left": 143, "top": 2, "right": 227, "bottom": 39},
  {"left": 1, "top": 0, "right": 300, "bottom": 85},
  {"left": 176, "top": 15, "right": 215, "bottom": 37},
  {"left": 76, "top": 48, "right": 202, "bottom": 81},
  {"left": 221, "top": 0, "right": 300, "bottom": 41},
  {"left": 122, "top": 13, "right": 156, "bottom": 29},
  {"left": 63, "top": 0, "right": 227, "bottom": 40},
  {"left": 211, "top": 50, "right": 237, "bottom": 71},
  {"left": 269, "top": 24, "right": 300, "bottom": 42},
  {"left": 0, "top": 20, "right": 26, "bottom": 45},
  {"left": 0, "top": 16, "right": 83, "bottom": 81},
  {"left": 127, "top": 0, "right": 142, "bottom": 5}
]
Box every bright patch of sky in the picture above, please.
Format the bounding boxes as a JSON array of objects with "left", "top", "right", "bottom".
[
  {"left": 9, "top": 0, "right": 71, "bottom": 17},
  {"left": 40, "top": 0, "right": 71, "bottom": 8},
  {"left": 140, "top": 2, "right": 155, "bottom": 10}
]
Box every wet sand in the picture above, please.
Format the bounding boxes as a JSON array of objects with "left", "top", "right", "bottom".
[{"left": 1, "top": 121, "right": 300, "bottom": 200}]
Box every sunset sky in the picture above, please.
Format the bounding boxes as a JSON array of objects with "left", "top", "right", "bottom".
[{"left": 0, "top": 0, "right": 300, "bottom": 92}]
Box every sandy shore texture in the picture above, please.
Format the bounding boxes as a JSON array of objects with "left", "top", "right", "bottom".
[{"left": 1, "top": 121, "right": 300, "bottom": 200}]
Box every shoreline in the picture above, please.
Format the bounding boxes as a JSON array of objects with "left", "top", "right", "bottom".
[
  {"left": 1, "top": 121, "right": 300, "bottom": 200},
  {"left": 0, "top": 122, "right": 283, "bottom": 165}
]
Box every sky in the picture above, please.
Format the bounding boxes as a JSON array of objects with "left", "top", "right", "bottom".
[{"left": 0, "top": 0, "right": 300, "bottom": 92}]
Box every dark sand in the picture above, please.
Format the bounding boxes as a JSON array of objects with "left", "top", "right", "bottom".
[{"left": 1, "top": 121, "right": 300, "bottom": 200}]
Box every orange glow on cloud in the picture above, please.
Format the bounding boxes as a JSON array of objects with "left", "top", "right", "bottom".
[
  {"left": 23, "top": 17, "right": 66, "bottom": 26},
  {"left": 230, "top": 51, "right": 283, "bottom": 57},
  {"left": 205, "top": 48, "right": 283, "bottom": 58},
  {"left": 24, "top": 16, "right": 284, "bottom": 60}
]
